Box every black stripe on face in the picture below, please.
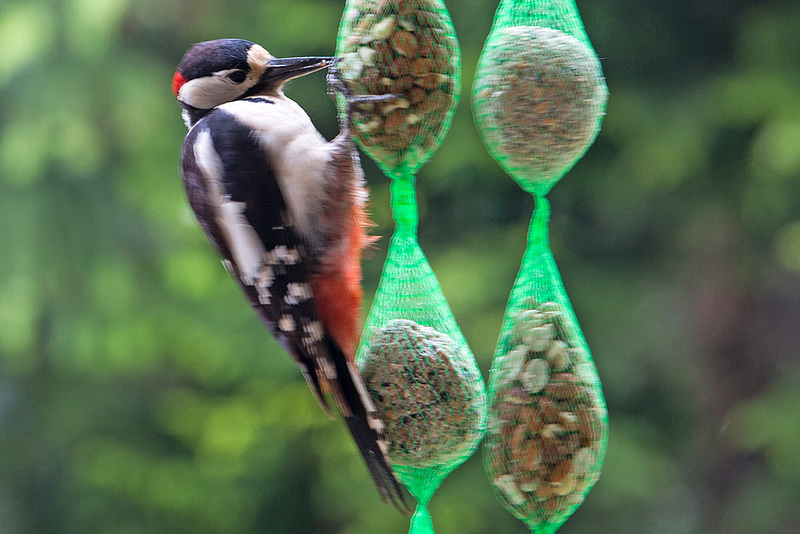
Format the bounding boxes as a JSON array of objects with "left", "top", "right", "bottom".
[{"left": 244, "top": 97, "right": 275, "bottom": 105}]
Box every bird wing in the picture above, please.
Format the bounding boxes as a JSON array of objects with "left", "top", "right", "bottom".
[
  {"left": 180, "top": 107, "right": 332, "bottom": 415},
  {"left": 179, "top": 107, "right": 406, "bottom": 510}
]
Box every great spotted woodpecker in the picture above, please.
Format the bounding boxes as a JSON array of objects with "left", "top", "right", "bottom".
[{"left": 172, "top": 39, "right": 404, "bottom": 508}]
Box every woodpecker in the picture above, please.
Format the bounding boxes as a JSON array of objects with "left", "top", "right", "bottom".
[{"left": 172, "top": 39, "right": 404, "bottom": 508}]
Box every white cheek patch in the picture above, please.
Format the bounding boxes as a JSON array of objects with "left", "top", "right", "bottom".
[{"left": 179, "top": 74, "right": 246, "bottom": 110}]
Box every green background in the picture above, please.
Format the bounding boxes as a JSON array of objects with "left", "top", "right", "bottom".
[{"left": 1, "top": 0, "right": 799, "bottom": 532}]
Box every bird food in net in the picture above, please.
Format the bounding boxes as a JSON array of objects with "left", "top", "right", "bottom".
[
  {"left": 472, "top": 0, "right": 607, "bottom": 196},
  {"left": 471, "top": 1, "right": 608, "bottom": 530},
  {"left": 336, "top": 3, "right": 484, "bottom": 531},
  {"left": 484, "top": 199, "right": 607, "bottom": 533},
  {"left": 355, "top": 176, "right": 487, "bottom": 534},
  {"left": 336, "top": 0, "right": 460, "bottom": 177},
  {"left": 361, "top": 319, "right": 484, "bottom": 468}
]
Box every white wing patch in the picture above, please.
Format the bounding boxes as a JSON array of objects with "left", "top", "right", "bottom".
[
  {"left": 194, "top": 130, "right": 272, "bottom": 303},
  {"left": 278, "top": 314, "right": 296, "bottom": 332},
  {"left": 285, "top": 282, "right": 312, "bottom": 305},
  {"left": 218, "top": 199, "right": 266, "bottom": 285},
  {"left": 302, "top": 320, "right": 325, "bottom": 345},
  {"left": 268, "top": 245, "right": 301, "bottom": 265}
]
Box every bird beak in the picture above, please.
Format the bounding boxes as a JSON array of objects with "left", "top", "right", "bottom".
[{"left": 263, "top": 56, "right": 334, "bottom": 86}]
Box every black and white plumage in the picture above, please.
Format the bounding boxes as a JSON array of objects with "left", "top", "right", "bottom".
[{"left": 173, "top": 39, "right": 404, "bottom": 509}]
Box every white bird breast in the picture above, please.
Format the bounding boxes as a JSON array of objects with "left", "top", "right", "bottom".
[{"left": 220, "top": 97, "right": 334, "bottom": 241}]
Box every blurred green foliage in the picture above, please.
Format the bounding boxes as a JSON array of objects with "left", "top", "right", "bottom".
[{"left": 1, "top": 0, "right": 799, "bottom": 532}]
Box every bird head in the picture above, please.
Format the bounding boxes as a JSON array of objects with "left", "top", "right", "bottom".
[{"left": 172, "top": 38, "right": 332, "bottom": 126}]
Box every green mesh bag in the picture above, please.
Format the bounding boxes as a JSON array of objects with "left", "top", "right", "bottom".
[
  {"left": 472, "top": 0, "right": 608, "bottom": 197},
  {"left": 335, "top": 3, "right": 486, "bottom": 533},
  {"left": 355, "top": 177, "right": 487, "bottom": 534},
  {"left": 335, "top": 0, "right": 460, "bottom": 178},
  {"left": 482, "top": 199, "right": 607, "bottom": 532},
  {"left": 471, "top": 1, "right": 609, "bottom": 532}
]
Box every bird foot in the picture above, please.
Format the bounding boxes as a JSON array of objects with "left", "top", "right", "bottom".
[{"left": 327, "top": 58, "right": 404, "bottom": 134}]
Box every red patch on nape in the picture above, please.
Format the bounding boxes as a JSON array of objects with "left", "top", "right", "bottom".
[{"left": 171, "top": 71, "right": 187, "bottom": 97}]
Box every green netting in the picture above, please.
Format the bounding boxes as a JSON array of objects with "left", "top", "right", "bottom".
[
  {"left": 355, "top": 177, "right": 487, "bottom": 534},
  {"left": 471, "top": 1, "right": 608, "bottom": 531},
  {"left": 335, "top": 0, "right": 461, "bottom": 178},
  {"left": 335, "top": 4, "right": 486, "bottom": 531},
  {"left": 483, "top": 198, "right": 607, "bottom": 533},
  {"left": 471, "top": 0, "right": 608, "bottom": 196}
]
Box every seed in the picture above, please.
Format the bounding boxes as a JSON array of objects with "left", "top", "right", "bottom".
[
  {"left": 356, "top": 117, "right": 382, "bottom": 133},
  {"left": 520, "top": 439, "right": 542, "bottom": 471},
  {"left": 559, "top": 411, "right": 579, "bottom": 432},
  {"left": 415, "top": 72, "right": 448, "bottom": 90},
  {"left": 495, "top": 474, "right": 526, "bottom": 507},
  {"left": 517, "top": 471, "right": 540, "bottom": 493},
  {"left": 546, "top": 458, "right": 574, "bottom": 484},
  {"left": 390, "top": 30, "right": 418, "bottom": 57},
  {"left": 398, "top": 16, "right": 416, "bottom": 31},
  {"left": 341, "top": 52, "right": 364, "bottom": 80},
  {"left": 406, "top": 113, "right": 421, "bottom": 125},
  {"left": 524, "top": 324, "right": 554, "bottom": 352},
  {"left": 535, "top": 482, "right": 558, "bottom": 499},
  {"left": 501, "top": 346, "right": 527, "bottom": 383},
  {"left": 571, "top": 447, "right": 595, "bottom": 477},
  {"left": 510, "top": 424, "right": 526, "bottom": 450},
  {"left": 546, "top": 340, "right": 570, "bottom": 371},
  {"left": 411, "top": 57, "right": 434, "bottom": 76},
  {"left": 371, "top": 16, "right": 396, "bottom": 40},
  {"left": 521, "top": 358, "right": 549, "bottom": 393},
  {"left": 553, "top": 474, "right": 577, "bottom": 496},
  {"left": 354, "top": 13, "right": 376, "bottom": 35},
  {"left": 358, "top": 46, "right": 377, "bottom": 67},
  {"left": 380, "top": 76, "right": 396, "bottom": 91},
  {"left": 379, "top": 97, "right": 409, "bottom": 115}
]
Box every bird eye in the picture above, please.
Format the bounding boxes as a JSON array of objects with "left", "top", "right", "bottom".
[{"left": 227, "top": 70, "right": 247, "bottom": 84}]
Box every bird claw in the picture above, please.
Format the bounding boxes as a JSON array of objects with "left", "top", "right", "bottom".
[
  {"left": 326, "top": 58, "right": 350, "bottom": 100},
  {"left": 327, "top": 58, "right": 404, "bottom": 133},
  {"left": 327, "top": 58, "right": 403, "bottom": 107}
]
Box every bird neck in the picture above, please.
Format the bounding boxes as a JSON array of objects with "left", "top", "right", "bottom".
[{"left": 181, "top": 103, "right": 212, "bottom": 129}]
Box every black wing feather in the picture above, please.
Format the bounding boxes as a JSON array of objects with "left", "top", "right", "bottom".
[
  {"left": 181, "top": 110, "right": 330, "bottom": 414},
  {"left": 180, "top": 107, "right": 406, "bottom": 510}
]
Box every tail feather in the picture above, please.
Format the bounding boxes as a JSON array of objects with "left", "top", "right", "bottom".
[{"left": 325, "top": 337, "right": 409, "bottom": 512}]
